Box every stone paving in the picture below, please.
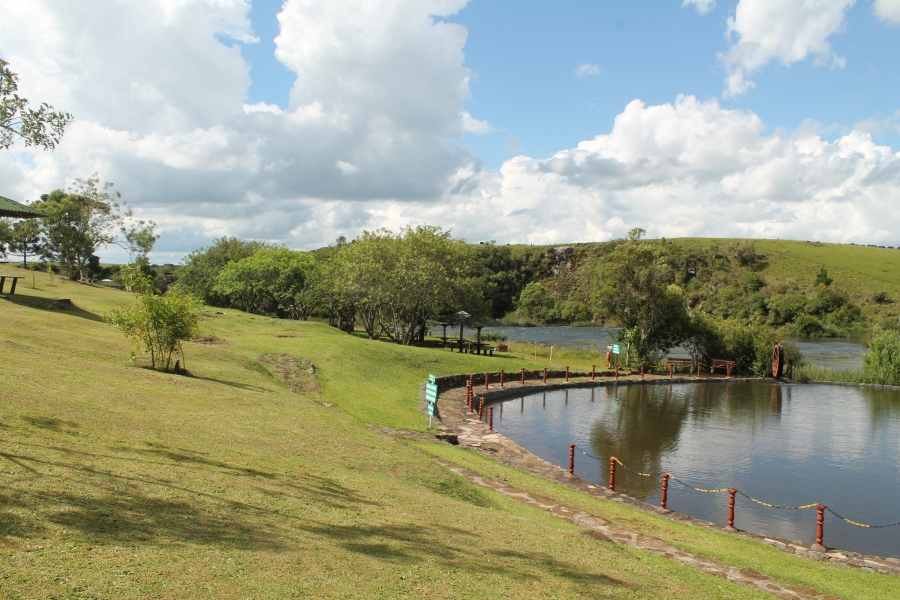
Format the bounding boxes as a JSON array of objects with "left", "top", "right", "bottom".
[{"left": 383, "top": 375, "right": 900, "bottom": 597}]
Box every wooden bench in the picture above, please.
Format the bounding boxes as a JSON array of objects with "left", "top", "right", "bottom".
[
  {"left": 0, "top": 275, "right": 25, "bottom": 294},
  {"left": 667, "top": 357, "right": 693, "bottom": 372},
  {"left": 711, "top": 359, "right": 736, "bottom": 377}
]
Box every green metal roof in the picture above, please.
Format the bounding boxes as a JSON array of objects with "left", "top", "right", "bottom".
[{"left": 0, "top": 195, "right": 46, "bottom": 219}]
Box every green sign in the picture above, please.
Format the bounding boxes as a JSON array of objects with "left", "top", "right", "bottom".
[
  {"left": 425, "top": 382, "right": 438, "bottom": 401},
  {"left": 428, "top": 374, "right": 436, "bottom": 384},
  {"left": 611, "top": 343, "right": 621, "bottom": 355},
  {"left": 427, "top": 402, "right": 436, "bottom": 416}
]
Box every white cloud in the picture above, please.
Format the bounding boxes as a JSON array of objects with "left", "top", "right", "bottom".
[
  {"left": 461, "top": 111, "right": 493, "bottom": 134},
  {"left": 335, "top": 160, "right": 360, "bottom": 175},
  {"left": 682, "top": 0, "right": 716, "bottom": 15},
  {"left": 722, "top": 0, "right": 855, "bottom": 97},
  {"left": 242, "top": 101, "right": 283, "bottom": 115},
  {"left": 874, "top": 0, "right": 900, "bottom": 23},
  {"left": 575, "top": 63, "right": 601, "bottom": 78}
]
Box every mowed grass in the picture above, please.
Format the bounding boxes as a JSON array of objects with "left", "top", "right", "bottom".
[{"left": 0, "top": 267, "right": 768, "bottom": 599}]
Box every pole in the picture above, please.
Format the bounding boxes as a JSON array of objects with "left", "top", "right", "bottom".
[
  {"left": 641, "top": 364, "right": 644, "bottom": 380},
  {"left": 697, "top": 363, "right": 701, "bottom": 379},
  {"left": 485, "top": 372, "right": 489, "bottom": 391},
  {"left": 521, "top": 368, "right": 525, "bottom": 385},
  {"left": 660, "top": 473, "right": 669, "bottom": 511},
  {"left": 569, "top": 444, "right": 575, "bottom": 474},
  {"left": 565, "top": 366, "right": 569, "bottom": 382},
  {"left": 488, "top": 406, "right": 494, "bottom": 431},
  {"left": 478, "top": 397, "right": 484, "bottom": 420},
  {"left": 542, "top": 368, "right": 547, "bottom": 384},
  {"left": 727, "top": 489, "right": 736, "bottom": 531},
  {"left": 812, "top": 505, "right": 826, "bottom": 551},
  {"left": 615, "top": 364, "right": 619, "bottom": 380},
  {"left": 670, "top": 363, "right": 673, "bottom": 379},
  {"left": 609, "top": 457, "right": 616, "bottom": 492},
  {"left": 500, "top": 370, "right": 504, "bottom": 388},
  {"left": 591, "top": 365, "right": 595, "bottom": 381}
]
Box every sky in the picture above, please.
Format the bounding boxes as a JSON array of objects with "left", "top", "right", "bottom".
[{"left": 1, "top": 0, "right": 900, "bottom": 263}]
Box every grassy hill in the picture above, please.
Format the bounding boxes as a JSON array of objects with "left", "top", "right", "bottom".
[{"left": 1, "top": 265, "right": 896, "bottom": 598}]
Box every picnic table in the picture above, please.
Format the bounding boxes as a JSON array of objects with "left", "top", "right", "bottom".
[
  {"left": 711, "top": 358, "right": 736, "bottom": 377},
  {"left": 666, "top": 356, "right": 693, "bottom": 372},
  {"left": 0, "top": 275, "right": 25, "bottom": 294}
]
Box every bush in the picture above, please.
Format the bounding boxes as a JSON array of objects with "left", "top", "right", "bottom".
[
  {"left": 862, "top": 329, "right": 900, "bottom": 386},
  {"left": 106, "top": 266, "right": 201, "bottom": 372},
  {"left": 792, "top": 315, "right": 825, "bottom": 337},
  {"left": 805, "top": 286, "right": 848, "bottom": 316},
  {"left": 765, "top": 294, "right": 809, "bottom": 325}
]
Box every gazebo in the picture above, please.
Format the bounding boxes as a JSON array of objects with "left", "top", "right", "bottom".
[
  {"left": 0, "top": 195, "right": 46, "bottom": 219},
  {"left": 435, "top": 310, "right": 503, "bottom": 354}
]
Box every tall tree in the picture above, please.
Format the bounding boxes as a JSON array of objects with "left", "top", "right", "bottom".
[
  {"left": 2, "top": 217, "right": 43, "bottom": 267},
  {"left": 33, "top": 176, "right": 126, "bottom": 280},
  {"left": 0, "top": 59, "right": 72, "bottom": 151},
  {"left": 179, "top": 237, "right": 271, "bottom": 306}
]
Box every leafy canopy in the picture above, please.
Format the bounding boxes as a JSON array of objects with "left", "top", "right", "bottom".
[{"left": 0, "top": 59, "right": 72, "bottom": 151}]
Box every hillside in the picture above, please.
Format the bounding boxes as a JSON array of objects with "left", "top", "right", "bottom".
[{"left": 1, "top": 266, "right": 896, "bottom": 598}]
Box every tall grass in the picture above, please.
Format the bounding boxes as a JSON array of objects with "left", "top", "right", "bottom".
[
  {"left": 794, "top": 363, "right": 865, "bottom": 384},
  {"left": 861, "top": 329, "right": 900, "bottom": 385}
]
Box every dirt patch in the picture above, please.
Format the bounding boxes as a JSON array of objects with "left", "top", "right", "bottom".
[
  {"left": 192, "top": 335, "right": 228, "bottom": 345},
  {"left": 259, "top": 353, "right": 319, "bottom": 395}
]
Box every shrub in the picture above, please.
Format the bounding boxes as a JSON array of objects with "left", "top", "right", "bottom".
[
  {"left": 106, "top": 266, "right": 201, "bottom": 372},
  {"left": 792, "top": 315, "right": 825, "bottom": 337},
  {"left": 765, "top": 294, "right": 809, "bottom": 325},
  {"left": 805, "top": 286, "right": 848, "bottom": 316},
  {"left": 862, "top": 329, "right": 900, "bottom": 386}
]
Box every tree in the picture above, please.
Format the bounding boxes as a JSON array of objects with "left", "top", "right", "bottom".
[
  {"left": 814, "top": 266, "right": 833, "bottom": 287},
  {"left": 179, "top": 237, "right": 272, "bottom": 305},
  {"left": 33, "top": 176, "right": 126, "bottom": 280},
  {"left": 0, "top": 217, "right": 43, "bottom": 267},
  {"left": 594, "top": 238, "right": 689, "bottom": 364},
  {"left": 0, "top": 59, "right": 72, "bottom": 151},
  {"left": 105, "top": 265, "right": 201, "bottom": 372},
  {"left": 213, "top": 247, "right": 315, "bottom": 316}
]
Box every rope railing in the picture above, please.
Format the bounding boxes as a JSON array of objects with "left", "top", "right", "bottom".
[{"left": 569, "top": 443, "right": 900, "bottom": 547}]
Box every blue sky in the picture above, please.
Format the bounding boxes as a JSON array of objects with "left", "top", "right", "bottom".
[
  {"left": 3, "top": 0, "right": 900, "bottom": 259},
  {"left": 244, "top": 0, "right": 900, "bottom": 169}
]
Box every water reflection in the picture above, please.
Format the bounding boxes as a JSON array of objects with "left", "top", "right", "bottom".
[{"left": 490, "top": 381, "right": 900, "bottom": 558}]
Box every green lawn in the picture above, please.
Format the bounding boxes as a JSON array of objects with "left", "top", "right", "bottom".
[{"left": 0, "top": 265, "right": 894, "bottom": 598}]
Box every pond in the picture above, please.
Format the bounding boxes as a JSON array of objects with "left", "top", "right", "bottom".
[
  {"left": 481, "top": 326, "right": 869, "bottom": 370},
  {"left": 487, "top": 381, "right": 900, "bottom": 558}
]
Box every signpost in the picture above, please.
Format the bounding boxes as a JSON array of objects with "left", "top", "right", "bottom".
[
  {"left": 610, "top": 344, "right": 620, "bottom": 367},
  {"left": 426, "top": 374, "right": 438, "bottom": 428}
]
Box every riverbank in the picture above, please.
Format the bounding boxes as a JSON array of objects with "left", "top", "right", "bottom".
[{"left": 1, "top": 266, "right": 896, "bottom": 598}]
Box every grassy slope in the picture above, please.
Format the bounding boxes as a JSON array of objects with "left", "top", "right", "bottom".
[
  {"left": 1, "top": 267, "right": 762, "bottom": 599},
  {"left": 670, "top": 238, "right": 900, "bottom": 324},
  {"left": 1, "top": 265, "right": 895, "bottom": 598}
]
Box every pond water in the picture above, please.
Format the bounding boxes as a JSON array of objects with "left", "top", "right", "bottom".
[
  {"left": 481, "top": 326, "right": 869, "bottom": 370},
  {"left": 487, "top": 382, "right": 900, "bottom": 558}
]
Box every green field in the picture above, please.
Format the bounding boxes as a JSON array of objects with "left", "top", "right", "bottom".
[{"left": 1, "top": 265, "right": 897, "bottom": 598}]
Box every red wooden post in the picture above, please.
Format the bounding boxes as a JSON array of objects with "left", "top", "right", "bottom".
[
  {"left": 569, "top": 444, "right": 575, "bottom": 474},
  {"left": 591, "top": 365, "right": 595, "bottom": 381},
  {"left": 500, "top": 370, "right": 505, "bottom": 388},
  {"left": 609, "top": 457, "right": 616, "bottom": 492},
  {"left": 521, "top": 368, "right": 526, "bottom": 385},
  {"left": 726, "top": 489, "right": 736, "bottom": 531},
  {"left": 615, "top": 364, "right": 619, "bottom": 380},
  {"left": 565, "top": 366, "right": 569, "bottom": 382},
  {"left": 669, "top": 363, "right": 674, "bottom": 379},
  {"left": 727, "top": 364, "right": 732, "bottom": 378},
  {"left": 478, "top": 397, "right": 485, "bottom": 420},
  {"left": 697, "top": 363, "right": 702, "bottom": 378},
  {"left": 641, "top": 364, "right": 645, "bottom": 380},
  {"left": 542, "top": 368, "right": 547, "bottom": 384},
  {"left": 813, "top": 505, "right": 826, "bottom": 551},
  {"left": 660, "top": 473, "right": 670, "bottom": 511},
  {"left": 488, "top": 406, "right": 494, "bottom": 430},
  {"left": 485, "top": 372, "right": 489, "bottom": 390}
]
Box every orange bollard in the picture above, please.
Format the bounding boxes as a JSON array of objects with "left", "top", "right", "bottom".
[
  {"left": 591, "top": 365, "right": 595, "bottom": 381},
  {"left": 669, "top": 363, "right": 674, "bottom": 379},
  {"left": 542, "top": 368, "right": 547, "bottom": 384},
  {"left": 641, "top": 364, "right": 644, "bottom": 380},
  {"left": 500, "top": 370, "right": 505, "bottom": 388},
  {"left": 565, "top": 366, "right": 569, "bottom": 382},
  {"left": 569, "top": 444, "right": 575, "bottom": 474},
  {"left": 726, "top": 489, "right": 736, "bottom": 531},
  {"left": 660, "top": 473, "right": 670, "bottom": 511},
  {"left": 485, "top": 372, "right": 489, "bottom": 391},
  {"left": 488, "top": 406, "right": 494, "bottom": 431},
  {"left": 521, "top": 368, "right": 526, "bottom": 385},
  {"left": 615, "top": 364, "right": 619, "bottom": 380},
  {"left": 609, "top": 457, "right": 616, "bottom": 492},
  {"left": 813, "top": 505, "right": 826, "bottom": 551},
  {"left": 478, "top": 397, "right": 484, "bottom": 420},
  {"left": 697, "top": 363, "right": 702, "bottom": 379}
]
